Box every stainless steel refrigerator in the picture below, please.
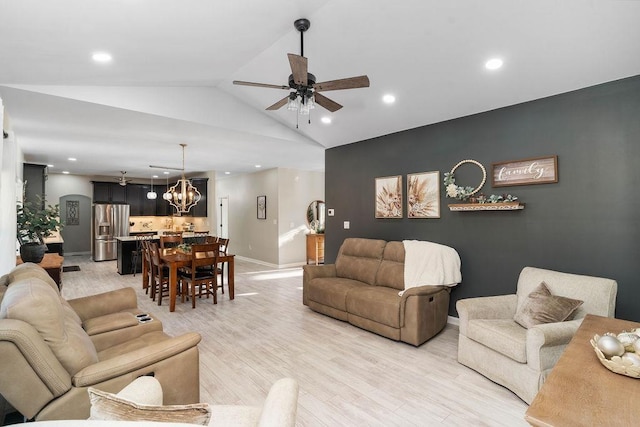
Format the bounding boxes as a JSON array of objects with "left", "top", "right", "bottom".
[{"left": 92, "top": 204, "right": 130, "bottom": 261}]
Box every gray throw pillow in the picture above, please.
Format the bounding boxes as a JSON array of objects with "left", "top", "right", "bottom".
[{"left": 514, "top": 281, "right": 583, "bottom": 328}]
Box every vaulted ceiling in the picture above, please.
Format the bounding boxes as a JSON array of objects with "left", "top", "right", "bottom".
[{"left": 1, "top": 0, "right": 639, "bottom": 179}]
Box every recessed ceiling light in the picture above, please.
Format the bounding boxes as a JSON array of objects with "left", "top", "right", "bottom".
[
  {"left": 92, "top": 52, "right": 112, "bottom": 63},
  {"left": 68, "top": 157, "right": 77, "bottom": 161},
  {"left": 47, "top": 164, "right": 54, "bottom": 168},
  {"left": 224, "top": 171, "right": 231, "bottom": 175},
  {"left": 62, "top": 171, "right": 70, "bottom": 175},
  {"left": 163, "top": 171, "right": 170, "bottom": 175},
  {"left": 485, "top": 58, "right": 503, "bottom": 70},
  {"left": 321, "top": 117, "right": 332, "bottom": 124},
  {"left": 152, "top": 175, "right": 158, "bottom": 178},
  {"left": 382, "top": 94, "right": 396, "bottom": 104},
  {"left": 255, "top": 165, "right": 262, "bottom": 168}
]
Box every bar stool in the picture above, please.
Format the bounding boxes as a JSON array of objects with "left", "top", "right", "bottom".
[{"left": 132, "top": 233, "right": 155, "bottom": 276}]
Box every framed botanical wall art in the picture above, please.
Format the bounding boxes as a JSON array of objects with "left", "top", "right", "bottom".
[
  {"left": 257, "top": 195, "right": 266, "bottom": 219},
  {"left": 375, "top": 175, "right": 403, "bottom": 218},
  {"left": 407, "top": 171, "right": 440, "bottom": 218}
]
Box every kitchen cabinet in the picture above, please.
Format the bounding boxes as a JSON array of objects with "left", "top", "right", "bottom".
[
  {"left": 93, "top": 182, "right": 127, "bottom": 203},
  {"left": 23, "top": 163, "right": 46, "bottom": 207},
  {"left": 188, "top": 178, "right": 208, "bottom": 217},
  {"left": 155, "top": 184, "right": 171, "bottom": 216}
]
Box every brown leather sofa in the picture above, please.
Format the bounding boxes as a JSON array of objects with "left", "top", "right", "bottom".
[
  {"left": 303, "top": 238, "right": 451, "bottom": 346},
  {"left": 0, "top": 263, "right": 201, "bottom": 421}
]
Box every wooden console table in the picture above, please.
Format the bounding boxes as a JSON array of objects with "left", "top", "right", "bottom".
[
  {"left": 525, "top": 314, "right": 640, "bottom": 426},
  {"left": 16, "top": 253, "right": 64, "bottom": 289}
]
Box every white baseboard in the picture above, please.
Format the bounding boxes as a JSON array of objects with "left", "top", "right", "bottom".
[
  {"left": 447, "top": 315, "right": 460, "bottom": 326},
  {"left": 234, "top": 255, "right": 307, "bottom": 269}
]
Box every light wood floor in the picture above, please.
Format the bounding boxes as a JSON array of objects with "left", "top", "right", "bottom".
[{"left": 60, "top": 255, "right": 529, "bottom": 426}]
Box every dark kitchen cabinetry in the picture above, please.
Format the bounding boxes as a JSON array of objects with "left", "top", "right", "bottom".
[
  {"left": 128, "top": 184, "right": 156, "bottom": 216},
  {"left": 155, "top": 184, "right": 171, "bottom": 216},
  {"left": 93, "top": 182, "right": 127, "bottom": 203},
  {"left": 183, "top": 178, "right": 208, "bottom": 217},
  {"left": 92, "top": 179, "right": 207, "bottom": 217},
  {"left": 23, "top": 163, "right": 46, "bottom": 207}
]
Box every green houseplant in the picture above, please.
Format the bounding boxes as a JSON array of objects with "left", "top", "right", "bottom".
[{"left": 16, "top": 198, "right": 63, "bottom": 263}]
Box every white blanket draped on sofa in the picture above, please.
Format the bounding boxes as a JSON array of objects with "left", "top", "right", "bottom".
[{"left": 401, "top": 240, "right": 462, "bottom": 296}]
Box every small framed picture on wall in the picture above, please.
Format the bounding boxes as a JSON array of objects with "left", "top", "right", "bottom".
[
  {"left": 407, "top": 171, "right": 440, "bottom": 218},
  {"left": 375, "top": 175, "right": 403, "bottom": 218},
  {"left": 257, "top": 195, "right": 267, "bottom": 219}
]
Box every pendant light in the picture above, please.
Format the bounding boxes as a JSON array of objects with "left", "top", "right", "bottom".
[
  {"left": 167, "top": 144, "right": 201, "bottom": 213},
  {"left": 162, "top": 173, "right": 172, "bottom": 201},
  {"left": 146, "top": 175, "right": 157, "bottom": 199}
]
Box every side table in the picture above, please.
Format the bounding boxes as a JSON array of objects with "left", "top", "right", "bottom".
[
  {"left": 525, "top": 314, "right": 640, "bottom": 426},
  {"left": 16, "top": 253, "right": 64, "bottom": 289}
]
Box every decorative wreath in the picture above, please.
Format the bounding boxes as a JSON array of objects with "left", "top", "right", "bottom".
[{"left": 444, "top": 159, "right": 518, "bottom": 203}]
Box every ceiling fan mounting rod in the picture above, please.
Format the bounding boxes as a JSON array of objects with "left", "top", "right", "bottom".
[{"left": 294, "top": 18, "right": 310, "bottom": 57}]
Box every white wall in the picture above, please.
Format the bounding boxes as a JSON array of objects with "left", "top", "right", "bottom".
[
  {"left": 0, "top": 99, "right": 22, "bottom": 273},
  {"left": 47, "top": 173, "right": 93, "bottom": 203},
  {"left": 216, "top": 168, "right": 324, "bottom": 266},
  {"left": 277, "top": 168, "right": 324, "bottom": 265},
  {"left": 216, "top": 168, "right": 280, "bottom": 264}
]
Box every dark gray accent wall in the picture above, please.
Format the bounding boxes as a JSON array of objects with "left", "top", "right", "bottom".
[{"left": 325, "top": 75, "right": 640, "bottom": 321}]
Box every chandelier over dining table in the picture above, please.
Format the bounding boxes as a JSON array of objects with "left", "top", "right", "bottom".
[{"left": 166, "top": 143, "right": 201, "bottom": 213}]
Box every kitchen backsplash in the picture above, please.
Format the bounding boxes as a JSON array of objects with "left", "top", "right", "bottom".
[{"left": 129, "top": 216, "right": 210, "bottom": 233}]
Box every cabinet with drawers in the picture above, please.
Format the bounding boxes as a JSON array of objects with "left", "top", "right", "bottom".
[{"left": 306, "top": 234, "right": 325, "bottom": 265}]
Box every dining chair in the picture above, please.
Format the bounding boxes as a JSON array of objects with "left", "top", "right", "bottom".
[
  {"left": 141, "top": 240, "right": 153, "bottom": 295},
  {"left": 149, "top": 242, "right": 171, "bottom": 305},
  {"left": 205, "top": 236, "right": 219, "bottom": 244},
  {"left": 217, "top": 238, "right": 230, "bottom": 294},
  {"left": 179, "top": 243, "right": 219, "bottom": 308},
  {"left": 160, "top": 234, "right": 183, "bottom": 249}
]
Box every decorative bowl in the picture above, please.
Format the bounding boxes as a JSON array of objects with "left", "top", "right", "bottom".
[{"left": 591, "top": 334, "right": 640, "bottom": 379}]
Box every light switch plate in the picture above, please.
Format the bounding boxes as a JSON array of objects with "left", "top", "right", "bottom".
[{"left": 343, "top": 221, "right": 350, "bottom": 229}]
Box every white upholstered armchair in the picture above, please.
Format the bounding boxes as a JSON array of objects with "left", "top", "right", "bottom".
[{"left": 456, "top": 266, "right": 617, "bottom": 404}]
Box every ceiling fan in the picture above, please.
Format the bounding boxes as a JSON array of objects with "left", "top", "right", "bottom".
[
  {"left": 115, "top": 171, "right": 132, "bottom": 186},
  {"left": 233, "top": 18, "right": 370, "bottom": 118}
]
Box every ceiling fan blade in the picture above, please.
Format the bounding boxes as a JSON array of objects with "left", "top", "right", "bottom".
[
  {"left": 266, "top": 96, "right": 290, "bottom": 111},
  {"left": 314, "top": 93, "right": 343, "bottom": 112},
  {"left": 233, "top": 80, "right": 289, "bottom": 90},
  {"left": 149, "top": 165, "right": 184, "bottom": 171},
  {"left": 287, "top": 54, "right": 308, "bottom": 86},
  {"left": 314, "top": 75, "right": 370, "bottom": 92}
]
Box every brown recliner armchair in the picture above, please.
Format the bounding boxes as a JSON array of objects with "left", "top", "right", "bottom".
[{"left": 0, "top": 263, "right": 201, "bottom": 421}]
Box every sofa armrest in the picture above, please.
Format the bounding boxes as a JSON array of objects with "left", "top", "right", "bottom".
[
  {"left": 258, "top": 378, "right": 299, "bottom": 427},
  {"left": 302, "top": 264, "right": 336, "bottom": 306},
  {"left": 456, "top": 294, "right": 517, "bottom": 335},
  {"left": 302, "top": 264, "right": 336, "bottom": 281},
  {"left": 526, "top": 318, "right": 583, "bottom": 371},
  {"left": 68, "top": 288, "right": 139, "bottom": 322},
  {"left": 72, "top": 332, "right": 202, "bottom": 387},
  {"left": 400, "top": 285, "right": 448, "bottom": 298}
]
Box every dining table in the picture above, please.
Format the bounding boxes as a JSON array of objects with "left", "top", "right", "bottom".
[{"left": 159, "top": 247, "right": 235, "bottom": 312}]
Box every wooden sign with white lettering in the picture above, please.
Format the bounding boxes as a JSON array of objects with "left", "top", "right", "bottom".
[{"left": 491, "top": 155, "right": 558, "bottom": 187}]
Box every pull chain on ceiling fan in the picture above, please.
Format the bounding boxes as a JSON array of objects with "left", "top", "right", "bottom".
[{"left": 233, "top": 18, "right": 370, "bottom": 126}]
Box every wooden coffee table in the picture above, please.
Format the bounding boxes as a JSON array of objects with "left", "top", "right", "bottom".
[
  {"left": 16, "top": 253, "right": 64, "bottom": 289},
  {"left": 525, "top": 314, "right": 640, "bottom": 426}
]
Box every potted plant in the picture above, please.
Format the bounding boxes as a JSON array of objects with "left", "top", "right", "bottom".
[{"left": 16, "top": 197, "right": 64, "bottom": 263}]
